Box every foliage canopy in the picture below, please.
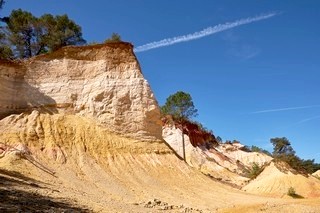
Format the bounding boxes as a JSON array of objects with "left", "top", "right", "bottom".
[
  {"left": 0, "top": 9, "right": 85, "bottom": 59},
  {"left": 271, "top": 137, "right": 295, "bottom": 156},
  {"left": 250, "top": 145, "right": 272, "bottom": 156},
  {"left": 161, "top": 91, "right": 198, "bottom": 121},
  {"left": 270, "top": 137, "right": 320, "bottom": 174},
  {"left": 246, "top": 162, "right": 264, "bottom": 180}
]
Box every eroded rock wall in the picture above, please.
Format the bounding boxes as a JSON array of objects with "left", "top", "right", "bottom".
[
  {"left": 0, "top": 43, "right": 162, "bottom": 141},
  {"left": 0, "top": 61, "right": 26, "bottom": 117}
]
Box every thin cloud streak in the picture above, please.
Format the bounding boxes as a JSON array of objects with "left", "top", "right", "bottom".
[
  {"left": 251, "top": 105, "right": 320, "bottom": 114},
  {"left": 134, "top": 12, "right": 278, "bottom": 53},
  {"left": 294, "top": 115, "right": 320, "bottom": 125}
]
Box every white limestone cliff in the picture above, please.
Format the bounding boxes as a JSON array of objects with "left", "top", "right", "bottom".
[{"left": 0, "top": 43, "right": 162, "bottom": 141}]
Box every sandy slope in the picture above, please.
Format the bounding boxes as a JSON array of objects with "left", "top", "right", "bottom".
[
  {"left": 1, "top": 112, "right": 320, "bottom": 212},
  {"left": 313, "top": 170, "right": 320, "bottom": 178},
  {"left": 243, "top": 162, "right": 320, "bottom": 198}
]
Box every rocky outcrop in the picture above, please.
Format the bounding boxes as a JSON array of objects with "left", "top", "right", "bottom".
[
  {"left": 0, "top": 111, "right": 171, "bottom": 164},
  {"left": 0, "top": 43, "right": 162, "bottom": 141},
  {"left": 216, "top": 142, "right": 273, "bottom": 167},
  {"left": 162, "top": 116, "right": 218, "bottom": 148},
  {"left": 162, "top": 125, "right": 249, "bottom": 186},
  {"left": 162, "top": 121, "right": 273, "bottom": 186}
]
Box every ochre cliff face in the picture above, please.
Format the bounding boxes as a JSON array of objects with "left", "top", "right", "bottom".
[{"left": 0, "top": 43, "right": 162, "bottom": 141}]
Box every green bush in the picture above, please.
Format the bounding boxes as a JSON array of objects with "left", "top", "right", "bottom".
[
  {"left": 246, "top": 162, "right": 264, "bottom": 180},
  {"left": 105, "top": 33, "right": 122, "bottom": 43},
  {"left": 287, "top": 187, "right": 296, "bottom": 196},
  {"left": 287, "top": 187, "right": 303, "bottom": 198},
  {"left": 270, "top": 137, "right": 320, "bottom": 174}
]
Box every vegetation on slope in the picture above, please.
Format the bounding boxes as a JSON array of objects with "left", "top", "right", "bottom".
[
  {"left": 241, "top": 137, "right": 320, "bottom": 175},
  {"left": 161, "top": 91, "right": 217, "bottom": 149},
  {"left": 244, "top": 162, "right": 265, "bottom": 180},
  {"left": 270, "top": 137, "right": 320, "bottom": 175}
]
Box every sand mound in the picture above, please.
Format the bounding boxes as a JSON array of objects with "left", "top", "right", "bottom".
[
  {"left": 0, "top": 111, "right": 249, "bottom": 211},
  {"left": 313, "top": 170, "right": 320, "bottom": 178},
  {"left": 243, "top": 162, "right": 320, "bottom": 198}
]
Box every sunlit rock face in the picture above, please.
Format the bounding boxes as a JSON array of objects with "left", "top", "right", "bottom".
[{"left": 0, "top": 43, "right": 162, "bottom": 141}]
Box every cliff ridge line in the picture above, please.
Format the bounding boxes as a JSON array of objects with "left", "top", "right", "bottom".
[{"left": 0, "top": 42, "right": 162, "bottom": 141}]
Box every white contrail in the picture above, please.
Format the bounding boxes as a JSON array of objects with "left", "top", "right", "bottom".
[
  {"left": 294, "top": 115, "right": 320, "bottom": 125},
  {"left": 251, "top": 105, "right": 320, "bottom": 114},
  {"left": 134, "top": 12, "right": 278, "bottom": 53}
]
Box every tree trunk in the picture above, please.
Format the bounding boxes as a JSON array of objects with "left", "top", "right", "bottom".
[{"left": 182, "top": 128, "right": 186, "bottom": 162}]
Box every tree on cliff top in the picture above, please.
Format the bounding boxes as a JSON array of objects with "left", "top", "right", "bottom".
[
  {"left": 1, "top": 9, "right": 86, "bottom": 59},
  {"left": 0, "top": 0, "right": 12, "bottom": 59},
  {"left": 270, "top": 137, "right": 320, "bottom": 174},
  {"left": 161, "top": 91, "right": 198, "bottom": 122},
  {"left": 161, "top": 91, "right": 198, "bottom": 161},
  {"left": 271, "top": 137, "right": 295, "bottom": 157},
  {"left": 105, "top": 32, "right": 122, "bottom": 43}
]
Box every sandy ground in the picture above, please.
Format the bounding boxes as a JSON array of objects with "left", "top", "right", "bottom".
[
  {"left": 1, "top": 113, "right": 320, "bottom": 212},
  {"left": 243, "top": 162, "right": 320, "bottom": 198}
]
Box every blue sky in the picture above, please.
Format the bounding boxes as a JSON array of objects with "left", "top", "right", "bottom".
[{"left": 2, "top": 1, "right": 320, "bottom": 162}]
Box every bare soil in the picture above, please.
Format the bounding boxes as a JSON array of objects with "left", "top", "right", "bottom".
[{"left": 1, "top": 114, "right": 320, "bottom": 212}]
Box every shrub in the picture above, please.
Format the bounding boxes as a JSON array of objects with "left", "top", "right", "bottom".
[
  {"left": 246, "top": 162, "right": 264, "bottom": 180},
  {"left": 287, "top": 187, "right": 296, "bottom": 196},
  {"left": 105, "top": 33, "right": 122, "bottom": 43},
  {"left": 251, "top": 145, "right": 272, "bottom": 156},
  {"left": 287, "top": 187, "right": 303, "bottom": 198}
]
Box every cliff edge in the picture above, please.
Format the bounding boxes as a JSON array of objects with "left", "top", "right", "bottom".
[{"left": 0, "top": 43, "right": 162, "bottom": 141}]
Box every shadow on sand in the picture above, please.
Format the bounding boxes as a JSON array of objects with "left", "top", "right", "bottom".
[{"left": 0, "top": 168, "right": 91, "bottom": 212}]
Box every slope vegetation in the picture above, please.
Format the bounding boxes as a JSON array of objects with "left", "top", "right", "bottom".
[{"left": 243, "top": 162, "right": 320, "bottom": 198}]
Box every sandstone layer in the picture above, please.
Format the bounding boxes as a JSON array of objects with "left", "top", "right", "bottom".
[
  {"left": 243, "top": 162, "right": 320, "bottom": 198},
  {"left": 162, "top": 124, "right": 272, "bottom": 187},
  {"left": 0, "top": 43, "right": 161, "bottom": 141},
  {"left": 1, "top": 112, "right": 320, "bottom": 212}
]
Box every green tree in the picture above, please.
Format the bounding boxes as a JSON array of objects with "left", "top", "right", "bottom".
[
  {"left": 0, "top": 41, "right": 13, "bottom": 59},
  {"left": 42, "top": 14, "right": 85, "bottom": 51},
  {"left": 105, "top": 32, "right": 122, "bottom": 43},
  {"left": 0, "top": 0, "right": 8, "bottom": 58},
  {"left": 3, "top": 9, "right": 85, "bottom": 58},
  {"left": 6, "top": 9, "right": 36, "bottom": 58},
  {"left": 161, "top": 91, "right": 198, "bottom": 161},
  {"left": 271, "top": 137, "right": 299, "bottom": 170},
  {"left": 251, "top": 145, "right": 272, "bottom": 156},
  {"left": 0, "top": 0, "right": 12, "bottom": 59},
  {"left": 300, "top": 159, "right": 320, "bottom": 174},
  {"left": 271, "top": 137, "right": 295, "bottom": 156},
  {"left": 270, "top": 137, "right": 320, "bottom": 174},
  {"left": 161, "top": 91, "right": 198, "bottom": 121}
]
